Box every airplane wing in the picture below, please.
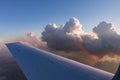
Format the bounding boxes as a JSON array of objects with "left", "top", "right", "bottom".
[{"left": 6, "top": 42, "right": 115, "bottom": 80}]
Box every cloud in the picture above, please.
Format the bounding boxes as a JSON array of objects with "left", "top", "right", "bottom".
[
  {"left": 84, "top": 21, "right": 120, "bottom": 57},
  {"left": 42, "top": 17, "right": 84, "bottom": 51},
  {"left": 93, "top": 21, "right": 118, "bottom": 36},
  {"left": 94, "top": 55, "right": 120, "bottom": 73},
  {"left": 63, "top": 17, "right": 83, "bottom": 33},
  {"left": 1, "top": 17, "right": 120, "bottom": 74},
  {"left": 41, "top": 18, "right": 120, "bottom": 73},
  {"left": 26, "top": 32, "right": 35, "bottom": 38},
  {"left": 7, "top": 32, "right": 47, "bottom": 50},
  {"left": 42, "top": 17, "right": 120, "bottom": 57}
]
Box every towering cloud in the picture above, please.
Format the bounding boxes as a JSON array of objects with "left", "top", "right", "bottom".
[
  {"left": 84, "top": 21, "right": 120, "bottom": 57},
  {"left": 42, "top": 17, "right": 84, "bottom": 51},
  {"left": 42, "top": 17, "right": 120, "bottom": 57},
  {"left": 63, "top": 17, "right": 83, "bottom": 34}
]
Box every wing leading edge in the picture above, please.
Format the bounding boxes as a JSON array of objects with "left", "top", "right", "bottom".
[{"left": 6, "top": 42, "right": 114, "bottom": 80}]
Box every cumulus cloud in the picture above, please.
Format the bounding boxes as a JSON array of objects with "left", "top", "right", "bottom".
[
  {"left": 42, "top": 17, "right": 84, "bottom": 51},
  {"left": 93, "top": 21, "right": 117, "bottom": 36},
  {"left": 8, "top": 32, "right": 47, "bottom": 50},
  {"left": 26, "top": 32, "right": 35, "bottom": 38},
  {"left": 63, "top": 17, "right": 83, "bottom": 34},
  {"left": 84, "top": 21, "right": 120, "bottom": 57},
  {"left": 42, "top": 17, "right": 120, "bottom": 57},
  {"left": 41, "top": 18, "right": 120, "bottom": 73}
]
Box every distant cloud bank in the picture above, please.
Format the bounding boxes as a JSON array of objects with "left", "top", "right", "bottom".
[
  {"left": 0, "top": 17, "right": 120, "bottom": 75},
  {"left": 42, "top": 17, "right": 120, "bottom": 58}
]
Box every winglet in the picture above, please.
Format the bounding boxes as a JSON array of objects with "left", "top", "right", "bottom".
[{"left": 112, "top": 64, "right": 120, "bottom": 80}]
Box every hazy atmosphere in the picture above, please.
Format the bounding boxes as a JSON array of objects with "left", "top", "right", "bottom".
[{"left": 0, "top": 0, "right": 120, "bottom": 80}]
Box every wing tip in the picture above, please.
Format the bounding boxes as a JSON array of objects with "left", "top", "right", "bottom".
[{"left": 112, "top": 64, "right": 120, "bottom": 80}]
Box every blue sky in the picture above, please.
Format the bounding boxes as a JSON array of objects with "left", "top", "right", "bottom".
[{"left": 0, "top": 0, "right": 120, "bottom": 40}]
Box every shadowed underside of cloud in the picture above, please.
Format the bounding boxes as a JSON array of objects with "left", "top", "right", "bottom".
[{"left": 42, "top": 17, "right": 120, "bottom": 58}]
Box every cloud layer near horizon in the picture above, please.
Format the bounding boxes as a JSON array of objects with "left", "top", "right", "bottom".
[
  {"left": 1, "top": 17, "right": 120, "bottom": 75},
  {"left": 42, "top": 17, "right": 120, "bottom": 57}
]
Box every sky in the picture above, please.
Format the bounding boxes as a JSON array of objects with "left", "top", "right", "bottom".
[{"left": 0, "top": 0, "right": 120, "bottom": 40}]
